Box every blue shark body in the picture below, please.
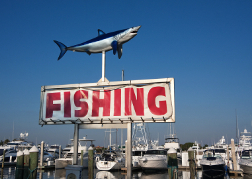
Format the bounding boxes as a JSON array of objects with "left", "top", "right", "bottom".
[{"left": 54, "top": 26, "right": 141, "bottom": 60}]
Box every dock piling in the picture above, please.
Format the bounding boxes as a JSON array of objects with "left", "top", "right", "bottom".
[
  {"left": 188, "top": 149, "right": 195, "bottom": 179},
  {"left": 23, "top": 149, "right": 30, "bottom": 179},
  {"left": 167, "top": 147, "right": 178, "bottom": 179},
  {"left": 15, "top": 151, "right": 24, "bottom": 179},
  {"left": 29, "top": 146, "right": 39, "bottom": 179},
  {"left": 39, "top": 141, "right": 44, "bottom": 168},
  {"left": 88, "top": 146, "right": 94, "bottom": 179},
  {"left": 1, "top": 150, "right": 5, "bottom": 169}
]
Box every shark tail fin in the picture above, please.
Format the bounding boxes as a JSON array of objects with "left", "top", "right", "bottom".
[{"left": 54, "top": 40, "right": 67, "bottom": 60}]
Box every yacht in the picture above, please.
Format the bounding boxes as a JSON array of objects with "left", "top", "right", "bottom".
[
  {"left": 164, "top": 123, "right": 182, "bottom": 164},
  {"left": 139, "top": 149, "right": 167, "bottom": 170},
  {"left": 188, "top": 142, "right": 204, "bottom": 167},
  {"left": 237, "top": 129, "right": 252, "bottom": 153},
  {"left": 200, "top": 149, "right": 225, "bottom": 176},
  {"left": 132, "top": 123, "right": 150, "bottom": 168},
  {"left": 239, "top": 149, "right": 252, "bottom": 174},
  {"left": 47, "top": 144, "right": 60, "bottom": 158},
  {"left": 96, "top": 149, "right": 125, "bottom": 170},
  {"left": 55, "top": 137, "right": 95, "bottom": 169},
  {"left": 0, "top": 147, "right": 17, "bottom": 163}
]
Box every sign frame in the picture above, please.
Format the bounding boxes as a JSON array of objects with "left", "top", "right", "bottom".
[{"left": 39, "top": 78, "right": 175, "bottom": 125}]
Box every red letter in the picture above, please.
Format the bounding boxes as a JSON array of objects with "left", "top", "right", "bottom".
[
  {"left": 148, "top": 87, "right": 167, "bottom": 115},
  {"left": 64, "top": 91, "right": 71, "bottom": 117},
  {"left": 92, "top": 90, "right": 111, "bottom": 116},
  {"left": 125, "top": 88, "right": 144, "bottom": 116},
  {"left": 114, "top": 89, "right": 121, "bottom": 116},
  {"left": 46, "top": 92, "right": 61, "bottom": 118},
  {"left": 74, "top": 90, "right": 88, "bottom": 117}
]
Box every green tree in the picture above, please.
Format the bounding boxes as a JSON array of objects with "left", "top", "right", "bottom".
[
  {"left": 4, "top": 139, "right": 10, "bottom": 144},
  {"left": 180, "top": 142, "right": 194, "bottom": 151}
]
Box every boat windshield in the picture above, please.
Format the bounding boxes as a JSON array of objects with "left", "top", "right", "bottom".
[
  {"left": 214, "top": 149, "right": 226, "bottom": 153},
  {"left": 50, "top": 146, "right": 59, "bottom": 149},
  {"left": 0, "top": 149, "right": 3, "bottom": 156},
  {"left": 241, "top": 150, "right": 252, "bottom": 159},
  {"left": 203, "top": 150, "right": 222, "bottom": 159},
  {"left": 145, "top": 150, "right": 167, "bottom": 155}
]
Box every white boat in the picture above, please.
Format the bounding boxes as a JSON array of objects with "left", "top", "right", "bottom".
[
  {"left": 0, "top": 147, "right": 17, "bottom": 163},
  {"left": 239, "top": 150, "right": 252, "bottom": 174},
  {"left": 164, "top": 123, "right": 182, "bottom": 165},
  {"left": 55, "top": 137, "right": 95, "bottom": 169},
  {"left": 139, "top": 149, "right": 167, "bottom": 170},
  {"left": 96, "top": 149, "right": 125, "bottom": 171},
  {"left": 237, "top": 129, "right": 252, "bottom": 153},
  {"left": 132, "top": 123, "right": 150, "bottom": 168},
  {"left": 47, "top": 144, "right": 60, "bottom": 158},
  {"left": 200, "top": 149, "right": 225, "bottom": 176}
]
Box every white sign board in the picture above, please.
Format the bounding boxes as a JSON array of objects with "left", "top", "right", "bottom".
[{"left": 39, "top": 78, "right": 175, "bottom": 125}]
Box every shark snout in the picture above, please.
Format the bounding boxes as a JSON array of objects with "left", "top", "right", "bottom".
[{"left": 131, "top": 26, "right": 141, "bottom": 34}]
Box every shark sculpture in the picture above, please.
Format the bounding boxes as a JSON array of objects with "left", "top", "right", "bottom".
[{"left": 54, "top": 26, "right": 141, "bottom": 60}]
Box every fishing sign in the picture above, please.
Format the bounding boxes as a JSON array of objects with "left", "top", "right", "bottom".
[{"left": 39, "top": 78, "right": 175, "bottom": 125}]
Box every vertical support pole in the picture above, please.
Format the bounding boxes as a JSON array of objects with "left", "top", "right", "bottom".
[
  {"left": 29, "top": 146, "right": 39, "bottom": 179},
  {"left": 81, "top": 150, "right": 83, "bottom": 166},
  {"left": 40, "top": 141, "right": 44, "bottom": 168},
  {"left": 127, "top": 122, "right": 132, "bottom": 179},
  {"left": 231, "top": 139, "right": 237, "bottom": 170},
  {"left": 23, "top": 149, "right": 29, "bottom": 179},
  {"left": 125, "top": 140, "right": 127, "bottom": 168},
  {"left": 227, "top": 145, "right": 230, "bottom": 169},
  {"left": 59, "top": 145, "right": 61, "bottom": 159},
  {"left": 188, "top": 149, "right": 195, "bottom": 179},
  {"left": 1, "top": 150, "right": 5, "bottom": 169},
  {"left": 15, "top": 151, "right": 24, "bottom": 179},
  {"left": 102, "top": 51, "right": 106, "bottom": 82},
  {"left": 73, "top": 124, "right": 79, "bottom": 165},
  {"left": 88, "top": 146, "right": 94, "bottom": 179},
  {"left": 168, "top": 148, "right": 178, "bottom": 179}
]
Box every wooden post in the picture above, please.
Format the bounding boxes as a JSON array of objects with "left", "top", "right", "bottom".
[
  {"left": 15, "top": 150, "right": 24, "bottom": 179},
  {"left": 125, "top": 140, "right": 127, "bottom": 168},
  {"left": 88, "top": 146, "right": 94, "bottom": 179},
  {"left": 59, "top": 145, "right": 61, "bottom": 159},
  {"left": 29, "top": 146, "right": 39, "bottom": 179},
  {"left": 167, "top": 148, "right": 178, "bottom": 179},
  {"left": 231, "top": 139, "right": 237, "bottom": 170},
  {"left": 227, "top": 145, "right": 230, "bottom": 169},
  {"left": 40, "top": 141, "right": 44, "bottom": 168},
  {"left": 73, "top": 124, "right": 79, "bottom": 165},
  {"left": 1, "top": 149, "right": 5, "bottom": 169},
  {"left": 188, "top": 149, "right": 195, "bottom": 179},
  {"left": 23, "top": 149, "right": 30, "bottom": 179},
  {"left": 81, "top": 150, "right": 83, "bottom": 166}
]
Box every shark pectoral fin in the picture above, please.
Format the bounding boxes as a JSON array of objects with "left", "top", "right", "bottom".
[
  {"left": 117, "top": 44, "right": 123, "bottom": 59},
  {"left": 86, "top": 50, "right": 91, "bottom": 55},
  {"left": 111, "top": 41, "right": 118, "bottom": 55},
  {"left": 98, "top": 29, "right": 106, "bottom": 36}
]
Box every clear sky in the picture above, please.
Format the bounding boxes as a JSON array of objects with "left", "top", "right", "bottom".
[{"left": 0, "top": 1, "right": 252, "bottom": 148}]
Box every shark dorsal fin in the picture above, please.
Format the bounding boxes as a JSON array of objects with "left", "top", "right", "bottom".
[{"left": 98, "top": 29, "right": 106, "bottom": 36}]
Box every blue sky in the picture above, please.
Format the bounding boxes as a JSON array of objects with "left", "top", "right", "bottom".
[{"left": 0, "top": 1, "right": 252, "bottom": 148}]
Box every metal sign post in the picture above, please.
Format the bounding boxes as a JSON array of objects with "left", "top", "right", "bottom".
[{"left": 102, "top": 51, "right": 106, "bottom": 82}]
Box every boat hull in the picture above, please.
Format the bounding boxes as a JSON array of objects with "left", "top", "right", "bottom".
[
  {"left": 139, "top": 156, "right": 167, "bottom": 170},
  {"left": 96, "top": 160, "right": 124, "bottom": 171},
  {"left": 201, "top": 164, "right": 225, "bottom": 177}
]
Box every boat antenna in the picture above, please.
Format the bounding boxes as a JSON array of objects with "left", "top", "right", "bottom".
[{"left": 236, "top": 109, "right": 238, "bottom": 144}]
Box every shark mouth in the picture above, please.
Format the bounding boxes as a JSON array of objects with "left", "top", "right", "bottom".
[{"left": 131, "top": 30, "right": 138, "bottom": 33}]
